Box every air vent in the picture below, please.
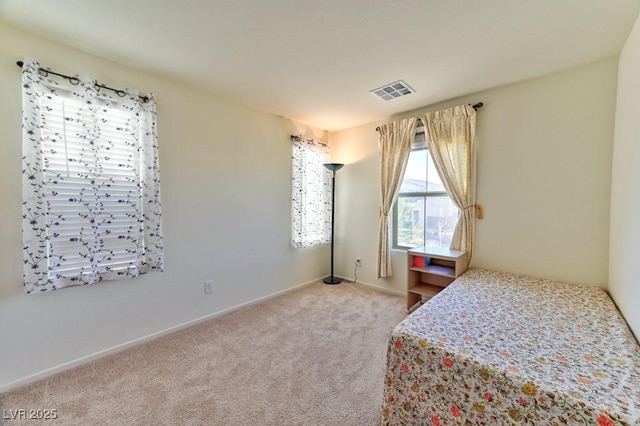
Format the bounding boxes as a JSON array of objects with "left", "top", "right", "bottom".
[{"left": 370, "top": 80, "right": 415, "bottom": 101}]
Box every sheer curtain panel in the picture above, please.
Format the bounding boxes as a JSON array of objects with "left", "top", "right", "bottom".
[
  {"left": 21, "top": 58, "right": 164, "bottom": 293},
  {"left": 421, "top": 104, "right": 477, "bottom": 259},
  {"left": 291, "top": 135, "right": 332, "bottom": 248},
  {"left": 377, "top": 118, "right": 418, "bottom": 278}
]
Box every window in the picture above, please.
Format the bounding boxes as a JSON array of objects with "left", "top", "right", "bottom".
[
  {"left": 21, "top": 58, "right": 163, "bottom": 293},
  {"left": 393, "top": 145, "right": 458, "bottom": 250},
  {"left": 291, "top": 136, "right": 331, "bottom": 248}
]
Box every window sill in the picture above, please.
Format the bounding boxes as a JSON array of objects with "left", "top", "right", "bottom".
[{"left": 391, "top": 247, "right": 410, "bottom": 253}]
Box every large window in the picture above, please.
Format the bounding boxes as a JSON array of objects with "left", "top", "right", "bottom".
[
  {"left": 21, "top": 58, "right": 163, "bottom": 293},
  {"left": 393, "top": 147, "right": 458, "bottom": 249}
]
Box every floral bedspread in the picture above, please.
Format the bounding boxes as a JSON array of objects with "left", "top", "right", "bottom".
[{"left": 382, "top": 268, "right": 640, "bottom": 425}]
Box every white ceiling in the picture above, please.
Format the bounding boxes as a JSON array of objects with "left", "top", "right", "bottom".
[{"left": 1, "top": 0, "right": 639, "bottom": 131}]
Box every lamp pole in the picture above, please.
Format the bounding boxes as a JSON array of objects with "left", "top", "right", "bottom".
[{"left": 323, "top": 163, "right": 343, "bottom": 285}]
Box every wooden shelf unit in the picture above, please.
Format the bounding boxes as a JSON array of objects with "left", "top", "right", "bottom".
[{"left": 406, "top": 246, "right": 469, "bottom": 312}]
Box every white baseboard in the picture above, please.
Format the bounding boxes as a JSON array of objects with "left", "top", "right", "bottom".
[
  {"left": 336, "top": 275, "right": 405, "bottom": 297},
  {"left": 0, "top": 277, "right": 323, "bottom": 394}
]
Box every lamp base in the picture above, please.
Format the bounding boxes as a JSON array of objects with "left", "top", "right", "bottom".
[{"left": 323, "top": 276, "right": 342, "bottom": 285}]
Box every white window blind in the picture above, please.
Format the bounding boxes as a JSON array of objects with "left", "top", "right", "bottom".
[{"left": 39, "top": 93, "right": 142, "bottom": 277}]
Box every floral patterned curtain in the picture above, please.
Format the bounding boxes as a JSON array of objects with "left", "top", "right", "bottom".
[
  {"left": 21, "top": 58, "right": 164, "bottom": 293},
  {"left": 291, "top": 135, "right": 332, "bottom": 248}
]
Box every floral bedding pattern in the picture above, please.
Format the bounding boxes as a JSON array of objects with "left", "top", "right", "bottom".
[{"left": 382, "top": 268, "right": 640, "bottom": 425}]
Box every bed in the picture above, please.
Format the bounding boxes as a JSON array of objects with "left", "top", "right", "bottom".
[{"left": 382, "top": 268, "right": 640, "bottom": 425}]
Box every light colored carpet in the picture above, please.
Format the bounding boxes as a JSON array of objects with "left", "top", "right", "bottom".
[{"left": 0, "top": 282, "right": 406, "bottom": 425}]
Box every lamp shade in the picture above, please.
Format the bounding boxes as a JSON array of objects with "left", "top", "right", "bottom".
[{"left": 323, "top": 163, "right": 344, "bottom": 172}]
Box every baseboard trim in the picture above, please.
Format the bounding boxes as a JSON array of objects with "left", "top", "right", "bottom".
[
  {"left": 0, "top": 277, "right": 323, "bottom": 394},
  {"left": 336, "top": 275, "right": 405, "bottom": 297}
]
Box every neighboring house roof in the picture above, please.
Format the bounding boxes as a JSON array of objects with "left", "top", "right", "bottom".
[{"left": 400, "top": 177, "right": 446, "bottom": 193}]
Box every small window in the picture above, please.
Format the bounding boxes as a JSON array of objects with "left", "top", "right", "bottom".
[
  {"left": 393, "top": 147, "right": 458, "bottom": 249},
  {"left": 291, "top": 136, "right": 331, "bottom": 248}
]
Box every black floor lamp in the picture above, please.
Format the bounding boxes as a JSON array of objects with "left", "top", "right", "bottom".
[{"left": 323, "top": 163, "right": 344, "bottom": 285}]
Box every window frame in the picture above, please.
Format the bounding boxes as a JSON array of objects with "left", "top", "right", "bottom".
[
  {"left": 39, "top": 92, "right": 145, "bottom": 278},
  {"left": 392, "top": 146, "right": 457, "bottom": 250}
]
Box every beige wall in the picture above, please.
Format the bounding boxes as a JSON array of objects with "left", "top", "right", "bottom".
[
  {"left": 610, "top": 14, "right": 640, "bottom": 340},
  {"left": 0, "top": 15, "right": 631, "bottom": 391},
  {"left": 0, "top": 21, "right": 329, "bottom": 390},
  {"left": 332, "top": 57, "right": 618, "bottom": 294}
]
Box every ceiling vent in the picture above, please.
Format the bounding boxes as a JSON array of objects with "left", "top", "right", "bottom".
[{"left": 370, "top": 80, "right": 415, "bottom": 101}]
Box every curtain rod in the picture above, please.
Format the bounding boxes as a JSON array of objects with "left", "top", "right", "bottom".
[
  {"left": 16, "top": 60, "right": 149, "bottom": 103},
  {"left": 375, "top": 102, "right": 483, "bottom": 132}
]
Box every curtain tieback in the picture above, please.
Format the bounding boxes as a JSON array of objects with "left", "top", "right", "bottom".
[
  {"left": 379, "top": 207, "right": 388, "bottom": 217},
  {"left": 461, "top": 204, "right": 484, "bottom": 219}
]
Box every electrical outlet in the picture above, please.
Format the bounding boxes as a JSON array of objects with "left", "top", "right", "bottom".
[
  {"left": 204, "top": 280, "right": 214, "bottom": 294},
  {"left": 356, "top": 257, "right": 361, "bottom": 267}
]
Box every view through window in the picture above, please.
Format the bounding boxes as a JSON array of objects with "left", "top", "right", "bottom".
[{"left": 393, "top": 148, "right": 458, "bottom": 249}]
